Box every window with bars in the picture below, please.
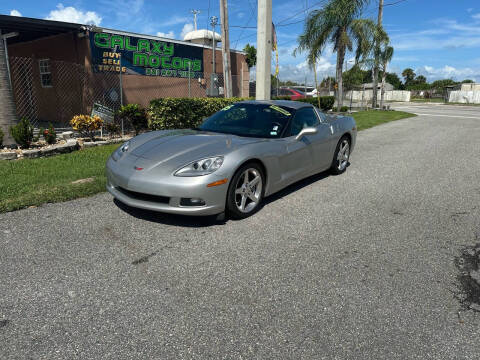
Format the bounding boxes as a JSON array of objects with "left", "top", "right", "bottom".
[{"left": 38, "top": 59, "right": 52, "bottom": 87}]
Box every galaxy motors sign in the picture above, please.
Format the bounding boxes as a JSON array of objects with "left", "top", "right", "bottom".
[{"left": 89, "top": 32, "right": 203, "bottom": 78}]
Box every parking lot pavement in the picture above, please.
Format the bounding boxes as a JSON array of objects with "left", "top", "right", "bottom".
[
  {"left": 391, "top": 102, "right": 480, "bottom": 119},
  {"left": 1, "top": 104, "right": 480, "bottom": 359}
]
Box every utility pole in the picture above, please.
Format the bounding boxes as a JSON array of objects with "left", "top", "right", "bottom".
[
  {"left": 209, "top": 16, "right": 218, "bottom": 96},
  {"left": 255, "top": 0, "right": 272, "bottom": 100},
  {"left": 219, "top": 0, "right": 233, "bottom": 98},
  {"left": 372, "top": 0, "right": 383, "bottom": 109},
  {"left": 191, "top": 10, "right": 201, "bottom": 31}
]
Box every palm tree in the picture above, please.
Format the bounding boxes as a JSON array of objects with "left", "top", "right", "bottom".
[
  {"left": 0, "top": 31, "right": 17, "bottom": 145},
  {"left": 296, "top": 0, "right": 374, "bottom": 109},
  {"left": 379, "top": 45, "right": 394, "bottom": 109}
]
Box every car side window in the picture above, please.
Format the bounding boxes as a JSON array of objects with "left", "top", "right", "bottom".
[
  {"left": 288, "top": 107, "right": 319, "bottom": 136},
  {"left": 314, "top": 107, "right": 327, "bottom": 122}
]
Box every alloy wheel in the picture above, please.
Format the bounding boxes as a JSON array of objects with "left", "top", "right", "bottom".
[
  {"left": 234, "top": 168, "right": 263, "bottom": 213},
  {"left": 337, "top": 139, "right": 350, "bottom": 171}
]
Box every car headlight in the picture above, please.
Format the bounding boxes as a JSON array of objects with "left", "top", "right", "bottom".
[
  {"left": 112, "top": 141, "right": 130, "bottom": 161},
  {"left": 174, "top": 156, "right": 224, "bottom": 177}
]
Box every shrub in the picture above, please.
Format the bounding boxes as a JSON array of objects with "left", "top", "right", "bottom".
[
  {"left": 105, "top": 121, "right": 122, "bottom": 138},
  {"left": 70, "top": 115, "right": 103, "bottom": 140},
  {"left": 332, "top": 106, "right": 349, "bottom": 113},
  {"left": 9, "top": 117, "right": 34, "bottom": 148},
  {"left": 0, "top": 127, "right": 4, "bottom": 147},
  {"left": 116, "top": 104, "right": 148, "bottom": 135},
  {"left": 148, "top": 97, "right": 244, "bottom": 130},
  {"left": 43, "top": 123, "right": 57, "bottom": 144}
]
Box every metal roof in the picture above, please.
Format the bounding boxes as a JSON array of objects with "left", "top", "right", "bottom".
[
  {"left": 0, "top": 15, "right": 83, "bottom": 44},
  {"left": 0, "top": 14, "right": 245, "bottom": 54}
]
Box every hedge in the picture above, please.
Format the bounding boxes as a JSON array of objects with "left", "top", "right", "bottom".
[
  {"left": 148, "top": 97, "right": 244, "bottom": 130},
  {"left": 147, "top": 95, "right": 336, "bottom": 130}
]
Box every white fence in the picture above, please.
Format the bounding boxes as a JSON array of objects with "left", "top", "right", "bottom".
[
  {"left": 448, "top": 91, "right": 480, "bottom": 104},
  {"left": 344, "top": 90, "right": 411, "bottom": 102}
]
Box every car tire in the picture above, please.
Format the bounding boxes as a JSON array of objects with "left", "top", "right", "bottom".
[
  {"left": 330, "top": 135, "right": 351, "bottom": 175},
  {"left": 226, "top": 162, "right": 265, "bottom": 219}
]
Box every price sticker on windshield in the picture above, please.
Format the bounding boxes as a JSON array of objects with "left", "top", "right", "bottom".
[
  {"left": 221, "top": 105, "right": 234, "bottom": 111},
  {"left": 269, "top": 105, "right": 291, "bottom": 116}
]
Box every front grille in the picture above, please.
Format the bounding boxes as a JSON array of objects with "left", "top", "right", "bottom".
[{"left": 117, "top": 187, "right": 170, "bottom": 204}]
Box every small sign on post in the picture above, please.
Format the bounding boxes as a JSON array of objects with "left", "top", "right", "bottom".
[
  {"left": 91, "top": 103, "right": 114, "bottom": 123},
  {"left": 91, "top": 103, "right": 114, "bottom": 138}
]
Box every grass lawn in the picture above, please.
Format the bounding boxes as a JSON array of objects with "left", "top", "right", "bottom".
[
  {"left": 352, "top": 110, "right": 416, "bottom": 131},
  {"left": 0, "top": 144, "right": 120, "bottom": 213},
  {"left": 0, "top": 110, "right": 415, "bottom": 213}
]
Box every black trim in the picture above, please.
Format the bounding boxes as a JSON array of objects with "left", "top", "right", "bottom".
[{"left": 117, "top": 187, "right": 169, "bottom": 204}]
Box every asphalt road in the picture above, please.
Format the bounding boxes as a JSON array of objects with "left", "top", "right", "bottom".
[{"left": 1, "top": 104, "right": 480, "bottom": 359}]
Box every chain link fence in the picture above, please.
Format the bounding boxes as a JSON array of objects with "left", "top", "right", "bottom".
[{"left": 8, "top": 56, "right": 245, "bottom": 128}]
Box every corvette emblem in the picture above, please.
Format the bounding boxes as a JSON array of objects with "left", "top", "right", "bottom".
[{"left": 134, "top": 166, "right": 143, "bottom": 170}]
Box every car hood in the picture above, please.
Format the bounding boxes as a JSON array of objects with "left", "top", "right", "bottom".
[{"left": 122, "top": 129, "right": 264, "bottom": 173}]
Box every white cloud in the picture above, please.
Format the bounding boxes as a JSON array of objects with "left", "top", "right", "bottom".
[
  {"left": 156, "top": 30, "right": 175, "bottom": 39},
  {"left": 180, "top": 23, "right": 194, "bottom": 39},
  {"left": 277, "top": 56, "right": 335, "bottom": 84},
  {"left": 10, "top": 9, "right": 22, "bottom": 16},
  {"left": 416, "top": 65, "right": 479, "bottom": 81},
  {"left": 162, "top": 16, "right": 190, "bottom": 27},
  {"left": 45, "top": 4, "right": 102, "bottom": 25},
  {"left": 472, "top": 13, "right": 480, "bottom": 20}
]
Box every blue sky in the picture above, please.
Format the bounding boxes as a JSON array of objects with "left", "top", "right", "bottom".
[{"left": 2, "top": 0, "right": 480, "bottom": 84}]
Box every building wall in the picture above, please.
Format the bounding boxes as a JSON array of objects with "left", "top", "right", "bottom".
[
  {"left": 8, "top": 32, "right": 90, "bottom": 124},
  {"left": 460, "top": 83, "right": 480, "bottom": 92},
  {"left": 7, "top": 31, "right": 249, "bottom": 125}
]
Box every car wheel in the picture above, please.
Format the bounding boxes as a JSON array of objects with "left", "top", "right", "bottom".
[
  {"left": 330, "top": 136, "right": 351, "bottom": 175},
  {"left": 226, "top": 163, "right": 265, "bottom": 219}
]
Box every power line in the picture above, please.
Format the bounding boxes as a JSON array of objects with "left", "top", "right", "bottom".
[
  {"left": 276, "top": 0, "right": 328, "bottom": 26},
  {"left": 384, "top": 0, "right": 408, "bottom": 6},
  {"left": 233, "top": 0, "right": 257, "bottom": 49}
]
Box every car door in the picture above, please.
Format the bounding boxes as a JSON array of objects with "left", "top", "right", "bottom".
[
  {"left": 277, "top": 107, "right": 317, "bottom": 184},
  {"left": 311, "top": 107, "right": 337, "bottom": 170}
]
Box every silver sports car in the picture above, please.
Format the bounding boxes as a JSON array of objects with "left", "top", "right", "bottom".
[{"left": 106, "top": 100, "right": 356, "bottom": 219}]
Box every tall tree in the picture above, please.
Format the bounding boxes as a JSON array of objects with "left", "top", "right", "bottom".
[
  {"left": 243, "top": 44, "right": 257, "bottom": 69},
  {"left": 402, "top": 68, "right": 415, "bottom": 86},
  {"left": 0, "top": 31, "right": 17, "bottom": 145},
  {"left": 415, "top": 75, "right": 427, "bottom": 84},
  {"left": 379, "top": 44, "right": 393, "bottom": 109},
  {"left": 295, "top": 0, "right": 374, "bottom": 109}
]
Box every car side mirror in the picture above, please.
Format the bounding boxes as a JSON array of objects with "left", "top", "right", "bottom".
[{"left": 295, "top": 127, "right": 318, "bottom": 140}]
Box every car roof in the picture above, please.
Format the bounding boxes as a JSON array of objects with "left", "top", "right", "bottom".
[{"left": 238, "top": 100, "right": 312, "bottom": 110}]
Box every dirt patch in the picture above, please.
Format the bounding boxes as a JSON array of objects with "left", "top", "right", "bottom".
[
  {"left": 454, "top": 240, "right": 480, "bottom": 313},
  {"left": 71, "top": 177, "right": 95, "bottom": 185}
]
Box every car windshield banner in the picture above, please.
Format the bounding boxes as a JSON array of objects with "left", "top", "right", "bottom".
[{"left": 89, "top": 32, "right": 204, "bottom": 78}]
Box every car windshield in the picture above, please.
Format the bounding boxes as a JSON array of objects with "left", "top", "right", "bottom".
[{"left": 197, "top": 103, "right": 295, "bottom": 138}]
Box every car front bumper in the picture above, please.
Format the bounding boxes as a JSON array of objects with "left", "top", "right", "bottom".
[{"left": 106, "top": 158, "right": 229, "bottom": 216}]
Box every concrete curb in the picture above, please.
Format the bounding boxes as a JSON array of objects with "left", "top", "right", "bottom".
[{"left": 0, "top": 137, "right": 130, "bottom": 161}]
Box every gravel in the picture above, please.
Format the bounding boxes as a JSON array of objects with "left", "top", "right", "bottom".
[{"left": 0, "top": 104, "right": 479, "bottom": 359}]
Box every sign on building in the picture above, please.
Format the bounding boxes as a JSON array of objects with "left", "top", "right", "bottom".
[{"left": 89, "top": 32, "right": 203, "bottom": 78}]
